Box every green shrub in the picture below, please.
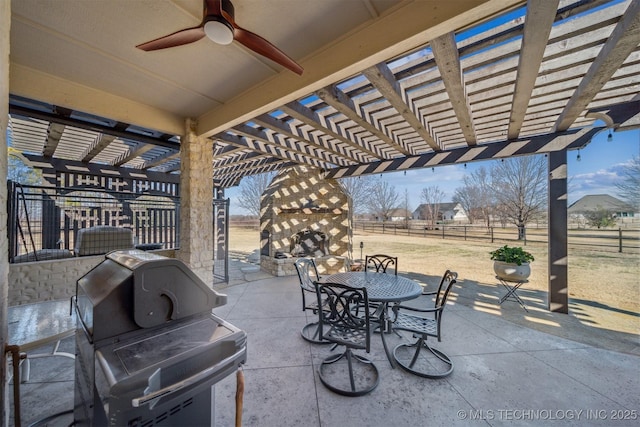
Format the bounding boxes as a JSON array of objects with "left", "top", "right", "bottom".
[{"left": 489, "top": 245, "right": 534, "bottom": 265}]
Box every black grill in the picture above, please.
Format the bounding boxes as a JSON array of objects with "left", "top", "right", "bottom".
[{"left": 73, "top": 249, "right": 246, "bottom": 426}]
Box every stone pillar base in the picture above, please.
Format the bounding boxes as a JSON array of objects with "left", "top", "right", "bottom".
[{"left": 260, "top": 255, "right": 347, "bottom": 277}]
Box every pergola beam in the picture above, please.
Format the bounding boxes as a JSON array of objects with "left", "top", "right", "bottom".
[
  {"left": 363, "top": 63, "right": 441, "bottom": 151},
  {"left": 231, "top": 123, "right": 347, "bottom": 166},
  {"left": 141, "top": 152, "right": 180, "bottom": 170},
  {"left": 431, "top": 31, "right": 478, "bottom": 145},
  {"left": 253, "top": 113, "right": 364, "bottom": 163},
  {"left": 22, "top": 154, "right": 180, "bottom": 183},
  {"left": 43, "top": 122, "right": 65, "bottom": 157},
  {"left": 281, "top": 102, "right": 382, "bottom": 159},
  {"left": 111, "top": 143, "right": 156, "bottom": 167},
  {"left": 554, "top": 0, "right": 640, "bottom": 131},
  {"left": 215, "top": 132, "right": 329, "bottom": 170},
  {"left": 316, "top": 85, "right": 413, "bottom": 155},
  {"left": 81, "top": 133, "right": 118, "bottom": 162},
  {"left": 508, "top": 0, "right": 559, "bottom": 139},
  {"left": 9, "top": 104, "right": 180, "bottom": 151},
  {"left": 323, "top": 126, "right": 600, "bottom": 178}
]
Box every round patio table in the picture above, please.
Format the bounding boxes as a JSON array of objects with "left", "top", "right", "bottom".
[
  {"left": 324, "top": 271, "right": 422, "bottom": 303},
  {"left": 324, "top": 271, "right": 422, "bottom": 367}
]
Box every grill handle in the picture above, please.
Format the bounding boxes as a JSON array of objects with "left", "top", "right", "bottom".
[{"left": 131, "top": 352, "right": 239, "bottom": 408}]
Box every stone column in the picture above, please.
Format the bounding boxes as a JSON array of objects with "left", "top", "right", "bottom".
[
  {"left": 178, "top": 118, "right": 214, "bottom": 285},
  {"left": 0, "top": 0, "right": 11, "bottom": 422}
]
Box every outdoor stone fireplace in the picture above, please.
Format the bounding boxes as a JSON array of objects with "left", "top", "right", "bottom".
[{"left": 260, "top": 165, "right": 352, "bottom": 276}]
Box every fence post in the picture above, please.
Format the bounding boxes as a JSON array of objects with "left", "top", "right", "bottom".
[
  {"left": 619, "top": 227, "right": 623, "bottom": 253},
  {"left": 442, "top": 225, "right": 445, "bottom": 239},
  {"left": 491, "top": 227, "right": 494, "bottom": 243},
  {"left": 464, "top": 226, "right": 467, "bottom": 241}
]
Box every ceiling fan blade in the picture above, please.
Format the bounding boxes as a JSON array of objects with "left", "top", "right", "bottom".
[
  {"left": 205, "top": 0, "right": 223, "bottom": 16},
  {"left": 233, "top": 27, "right": 303, "bottom": 75},
  {"left": 136, "top": 26, "right": 206, "bottom": 51}
]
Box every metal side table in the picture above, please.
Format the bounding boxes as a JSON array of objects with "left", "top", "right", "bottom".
[
  {"left": 7, "top": 299, "right": 76, "bottom": 426},
  {"left": 497, "top": 276, "right": 529, "bottom": 312}
]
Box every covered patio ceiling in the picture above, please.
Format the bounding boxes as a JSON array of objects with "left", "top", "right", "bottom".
[{"left": 7, "top": 0, "right": 640, "bottom": 188}]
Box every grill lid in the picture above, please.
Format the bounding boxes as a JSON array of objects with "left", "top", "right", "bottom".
[
  {"left": 106, "top": 250, "right": 226, "bottom": 328},
  {"left": 76, "top": 250, "right": 228, "bottom": 342}
]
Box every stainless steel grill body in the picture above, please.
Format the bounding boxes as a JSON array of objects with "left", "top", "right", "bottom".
[{"left": 73, "top": 250, "right": 246, "bottom": 426}]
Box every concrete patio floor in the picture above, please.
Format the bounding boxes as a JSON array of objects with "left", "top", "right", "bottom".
[{"left": 10, "top": 259, "right": 640, "bottom": 426}]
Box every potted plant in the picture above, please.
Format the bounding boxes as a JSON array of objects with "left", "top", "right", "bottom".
[{"left": 490, "top": 245, "right": 534, "bottom": 281}]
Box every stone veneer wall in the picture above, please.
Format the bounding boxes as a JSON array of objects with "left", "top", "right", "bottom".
[
  {"left": 260, "top": 255, "right": 347, "bottom": 277},
  {"left": 8, "top": 249, "right": 176, "bottom": 306},
  {"left": 178, "top": 118, "right": 214, "bottom": 283},
  {"left": 1, "top": 2, "right": 10, "bottom": 419}
]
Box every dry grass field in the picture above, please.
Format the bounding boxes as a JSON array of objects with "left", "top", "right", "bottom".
[{"left": 229, "top": 226, "right": 640, "bottom": 335}]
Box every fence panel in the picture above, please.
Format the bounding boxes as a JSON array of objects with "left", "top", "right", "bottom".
[
  {"left": 354, "top": 220, "right": 640, "bottom": 254},
  {"left": 8, "top": 182, "right": 180, "bottom": 263}
]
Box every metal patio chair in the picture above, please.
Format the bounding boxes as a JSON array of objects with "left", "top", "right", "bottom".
[
  {"left": 294, "top": 258, "right": 328, "bottom": 344},
  {"left": 363, "top": 254, "right": 399, "bottom": 319},
  {"left": 391, "top": 270, "right": 458, "bottom": 378},
  {"left": 315, "top": 281, "right": 379, "bottom": 396},
  {"left": 365, "top": 254, "right": 398, "bottom": 275}
]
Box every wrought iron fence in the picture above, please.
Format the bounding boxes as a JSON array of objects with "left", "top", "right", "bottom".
[
  {"left": 8, "top": 181, "right": 180, "bottom": 263},
  {"left": 213, "top": 197, "right": 230, "bottom": 284}
]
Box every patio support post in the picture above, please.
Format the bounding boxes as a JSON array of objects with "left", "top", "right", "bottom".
[
  {"left": 0, "top": 0, "right": 11, "bottom": 422},
  {"left": 548, "top": 150, "right": 569, "bottom": 313},
  {"left": 178, "top": 118, "right": 214, "bottom": 284}
]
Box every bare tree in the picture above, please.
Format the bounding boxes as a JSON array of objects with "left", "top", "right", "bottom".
[
  {"left": 453, "top": 166, "right": 493, "bottom": 226},
  {"left": 364, "top": 177, "right": 399, "bottom": 221},
  {"left": 490, "top": 156, "right": 547, "bottom": 239},
  {"left": 338, "top": 175, "right": 375, "bottom": 215},
  {"left": 420, "top": 185, "right": 445, "bottom": 229},
  {"left": 584, "top": 207, "right": 617, "bottom": 229},
  {"left": 236, "top": 172, "right": 276, "bottom": 217},
  {"left": 403, "top": 188, "right": 411, "bottom": 228},
  {"left": 615, "top": 156, "right": 640, "bottom": 211},
  {"left": 8, "top": 147, "right": 41, "bottom": 185}
]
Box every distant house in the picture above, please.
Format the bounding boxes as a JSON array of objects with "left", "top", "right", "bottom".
[
  {"left": 412, "top": 202, "right": 468, "bottom": 222},
  {"left": 568, "top": 194, "right": 636, "bottom": 218},
  {"left": 388, "top": 208, "right": 412, "bottom": 222}
]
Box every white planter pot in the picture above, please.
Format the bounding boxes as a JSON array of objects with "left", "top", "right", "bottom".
[{"left": 493, "top": 261, "right": 531, "bottom": 281}]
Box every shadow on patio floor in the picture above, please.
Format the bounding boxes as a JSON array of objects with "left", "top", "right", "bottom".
[{"left": 10, "top": 258, "right": 639, "bottom": 426}]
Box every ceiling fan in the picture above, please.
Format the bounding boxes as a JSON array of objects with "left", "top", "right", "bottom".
[{"left": 136, "top": 0, "right": 303, "bottom": 75}]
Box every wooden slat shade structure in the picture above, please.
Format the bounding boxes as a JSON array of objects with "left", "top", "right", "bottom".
[{"left": 8, "top": 0, "right": 639, "bottom": 184}]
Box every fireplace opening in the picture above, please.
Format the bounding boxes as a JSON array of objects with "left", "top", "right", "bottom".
[{"left": 290, "top": 229, "right": 328, "bottom": 257}]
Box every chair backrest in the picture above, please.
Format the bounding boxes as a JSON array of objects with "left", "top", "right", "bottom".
[
  {"left": 365, "top": 254, "right": 398, "bottom": 275},
  {"left": 74, "top": 226, "right": 134, "bottom": 256},
  {"left": 294, "top": 258, "right": 320, "bottom": 293},
  {"left": 315, "top": 282, "right": 371, "bottom": 351},
  {"left": 433, "top": 270, "right": 458, "bottom": 309}
]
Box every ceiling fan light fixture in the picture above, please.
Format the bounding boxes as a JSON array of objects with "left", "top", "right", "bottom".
[{"left": 204, "top": 18, "right": 234, "bottom": 45}]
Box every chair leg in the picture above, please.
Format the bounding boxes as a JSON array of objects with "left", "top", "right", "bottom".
[
  {"left": 318, "top": 348, "right": 379, "bottom": 397},
  {"left": 379, "top": 325, "right": 395, "bottom": 369},
  {"left": 301, "top": 321, "right": 330, "bottom": 344},
  {"left": 393, "top": 337, "right": 453, "bottom": 379}
]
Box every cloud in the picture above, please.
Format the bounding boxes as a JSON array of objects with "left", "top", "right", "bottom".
[{"left": 569, "top": 166, "right": 623, "bottom": 203}]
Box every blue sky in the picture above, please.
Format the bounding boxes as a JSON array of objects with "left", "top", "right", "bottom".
[{"left": 226, "top": 128, "right": 640, "bottom": 215}]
